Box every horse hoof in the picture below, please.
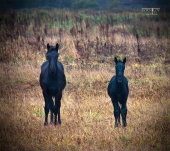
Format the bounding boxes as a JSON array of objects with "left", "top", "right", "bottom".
[
  {"left": 50, "top": 121, "right": 54, "bottom": 125},
  {"left": 53, "top": 121, "right": 57, "bottom": 126},
  {"left": 44, "top": 122, "right": 48, "bottom": 126},
  {"left": 123, "top": 123, "right": 127, "bottom": 127},
  {"left": 114, "top": 124, "right": 119, "bottom": 128}
]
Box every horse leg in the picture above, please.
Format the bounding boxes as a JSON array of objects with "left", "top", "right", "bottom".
[
  {"left": 121, "top": 103, "right": 127, "bottom": 127},
  {"left": 112, "top": 99, "right": 120, "bottom": 127},
  {"left": 118, "top": 105, "right": 121, "bottom": 125},
  {"left": 54, "top": 92, "right": 62, "bottom": 125},
  {"left": 44, "top": 106, "right": 49, "bottom": 126},
  {"left": 57, "top": 97, "right": 61, "bottom": 124},
  {"left": 49, "top": 97, "right": 54, "bottom": 124},
  {"left": 43, "top": 90, "right": 50, "bottom": 126}
]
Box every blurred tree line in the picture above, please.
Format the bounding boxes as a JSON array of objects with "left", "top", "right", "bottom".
[{"left": 0, "top": 0, "right": 169, "bottom": 10}]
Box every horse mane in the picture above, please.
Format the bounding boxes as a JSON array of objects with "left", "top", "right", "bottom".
[
  {"left": 48, "top": 46, "right": 57, "bottom": 52},
  {"left": 117, "top": 59, "right": 123, "bottom": 63}
]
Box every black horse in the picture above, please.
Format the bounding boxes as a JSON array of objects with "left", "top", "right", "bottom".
[
  {"left": 39, "top": 43, "right": 66, "bottom": 126},
  {"left": 108, "top": 57, "right": 129, "bottom": 127}
]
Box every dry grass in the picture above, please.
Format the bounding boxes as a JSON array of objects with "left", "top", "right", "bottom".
[{"left": 0, "top": 9, "right": 170, "bottom": 151}]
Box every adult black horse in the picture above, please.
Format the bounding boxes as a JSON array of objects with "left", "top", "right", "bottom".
[
  {"left": 108, "top": 57, "right": 129, "bottom": 127},
  {"left": 40, "top": 43, "right": 66, "bottom": 126}
]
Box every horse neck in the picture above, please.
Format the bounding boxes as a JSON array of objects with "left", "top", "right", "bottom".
[
  {"left": 116, "top": 76, "right": 124, "bottom": 93},
  {"left": 48, "top": 63, "right": 58, "bottom": 79}
]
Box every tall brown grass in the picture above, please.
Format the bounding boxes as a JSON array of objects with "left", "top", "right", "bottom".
[{"left": 0, "top": 9, "right": 170, "bottom": 151}]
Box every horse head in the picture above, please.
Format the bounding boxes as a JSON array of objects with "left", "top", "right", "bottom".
[
  {"left": 115, "top": 57, "right": 126, "bottom": 83},
  {"left": 46, "top": 43, "right": 59, "bottom": 75}
]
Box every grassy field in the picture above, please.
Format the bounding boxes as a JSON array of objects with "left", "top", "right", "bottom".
[{"left": 0, "top": 9, "right": 170, "bottom": 151}]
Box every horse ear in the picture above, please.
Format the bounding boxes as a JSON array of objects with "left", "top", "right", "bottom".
[
  {"left": 115, "top": 57, "right": 118, "bottom": 64},
  {"left": 47, "top": 43, "right": 50, "bottom": 50},
  {"left": 56, "top": 43, "right": 59, "bottom": 52},
  {"left": 123, "top": 57, "right": 126, "bottom": 64}
]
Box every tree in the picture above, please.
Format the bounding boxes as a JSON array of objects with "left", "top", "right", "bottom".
[
  {"left": 72, "top": 0, "right": 99, "bottom": 10},
  {"left": 156, "top": 0, "right": 170, "bottom": 10},
  {"left": 106, "top": 0, "right": 121, "bottom": 10},
  {"left": 85, "top": 0, "right": 99, "bottom": 9}
]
